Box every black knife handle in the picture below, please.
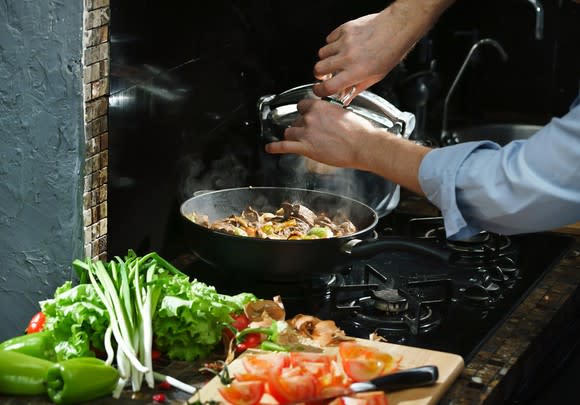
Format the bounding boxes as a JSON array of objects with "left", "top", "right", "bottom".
[{"left": 352, "top": 366, "right": 439, "bottom": 393}]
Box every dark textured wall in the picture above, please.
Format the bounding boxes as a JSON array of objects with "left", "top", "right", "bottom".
[{"left": 0, "top": 1, "right": 84, "bottom": 340}]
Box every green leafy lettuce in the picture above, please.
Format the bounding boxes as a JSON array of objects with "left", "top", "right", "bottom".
[
  {"left": 40, "top": 282, "right": 109, "bottom": 361},
  {"left": 40, "top": 253, "right": 257, "bottom": 363},
  {"left": 153, "top": 273, "right": 256, "bottom": 361}
]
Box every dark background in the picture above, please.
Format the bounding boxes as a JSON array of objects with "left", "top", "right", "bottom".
[{"left": 107, "top": 0, "right": 580, "bottom": 261}]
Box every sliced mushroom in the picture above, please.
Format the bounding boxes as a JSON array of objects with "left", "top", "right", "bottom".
[
  {"left": 244, "top": 299, "right": 286, "bottom": 322},
  {"left": 288, "top": 314, "right": 350, "bottom": 346},
  {"left": 242, "top": 206, "right": 260, "bottom": 223}
]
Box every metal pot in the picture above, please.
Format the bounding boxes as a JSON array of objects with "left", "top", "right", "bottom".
[
  {"left": 257, "top": 84, "right": 416, "bottom": 217},
  {"left": 180, "top": 187, "right": 450, "bottom": 281}
]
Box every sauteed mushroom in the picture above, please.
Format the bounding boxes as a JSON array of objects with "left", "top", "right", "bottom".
[{"left": 186, "top": 202, "right": 357, "bottom": 240}]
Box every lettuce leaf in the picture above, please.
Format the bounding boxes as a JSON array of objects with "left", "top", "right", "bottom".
[
  {"left": 40, "top": 254, "right": 258, "bottom": 363},
  {"left": 153, "top": 274, "right": 256, "bottom": 361},
  {"left": 40, "top": 281, "right": 109, "bottom": 361}
]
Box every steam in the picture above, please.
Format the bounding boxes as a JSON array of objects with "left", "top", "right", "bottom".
[
  {"left": 275, "top": 153, "right": 393, "bottom": 214},
  {"left": 178, "top": 152, "right": 249, "bottom": 202}
]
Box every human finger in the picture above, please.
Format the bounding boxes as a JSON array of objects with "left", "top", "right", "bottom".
[
  {"left": 312, "top": 71, "right": 355, "bottom": 98},
  {"left": 313, "top": 55, "right": 341, "bottom": 81},
  {"left": 318, "top": 41, "right": 341, "bottom": 60},
  {"left": 290, "top": 115, "right": 304, "bottom": 128},
  {"left": 295, "top": 98, "right": 317, "bottom": 115},
  {"left": 283, "top": 126, "right": 303, "bottom": 142},
  {"left": 265, "top": 140, "right": 299, "bottom": 155},
  {"left": 265, "top": 130, "right": 308, "bottom": 155},
  {"left": 325, "top": 25, "right": 343, "bottom": 44}
]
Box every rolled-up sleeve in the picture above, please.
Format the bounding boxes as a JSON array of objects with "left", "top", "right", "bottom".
[
  {"left": 419, "top": 101, "right": 580, "bottom": 240},
  {"left": 419, "top": 141, "right": 499, "bottom": 239}
]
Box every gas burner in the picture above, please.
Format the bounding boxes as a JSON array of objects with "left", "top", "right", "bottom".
[
  {"left": 346, "top": 296, "right": 441, "bottom": 334},
  {"left": 459, "top": 281, "right": 501, "bottom": 304},
  {"left": 372, "top": 288, "right": 408, "bottom": 313},
  {"left": 423, "top": 226, "right": 445, "bottom": 240},
  {"left": 330, "top": 276, "right": 452, "bottom": 336},
  {"left": 406, "top": 217, "right": 512, "bottom": 255},
  {"left": 447, "top": 233, "right": 511, "bottom": 254}
]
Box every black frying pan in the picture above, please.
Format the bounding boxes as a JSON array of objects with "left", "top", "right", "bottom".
[{"left": 180, "top": 187, "right": 450, "bottom": 281}]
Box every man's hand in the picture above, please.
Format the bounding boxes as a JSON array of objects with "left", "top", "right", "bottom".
[
  {"left": 313, "top": 0, "right": 455, "bottom": 104},
  {"left": 265, "top": 99, "right": 376, "bottom": 171}
]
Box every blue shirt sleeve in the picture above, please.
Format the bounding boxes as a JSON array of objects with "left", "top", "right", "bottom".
[{"left": 419, "top": 99, "right": 580, "bottom": 240}]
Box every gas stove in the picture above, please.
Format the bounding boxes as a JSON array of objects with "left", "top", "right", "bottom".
[{"left": 177, "top": 213, "right": 573, "bottom": 362}]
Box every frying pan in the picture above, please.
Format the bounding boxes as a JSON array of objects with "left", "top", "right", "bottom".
[{"left": 180, "top": 187, "right": 450, "bottom": 281}]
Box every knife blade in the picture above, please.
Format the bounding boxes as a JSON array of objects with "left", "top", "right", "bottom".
[{"left": 289, "top": 365, "right": 439, "bottom": 404}]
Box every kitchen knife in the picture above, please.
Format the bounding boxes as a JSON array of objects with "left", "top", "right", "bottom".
[{"left": 290, "top": 365, "right": 439, "bottom": 404}]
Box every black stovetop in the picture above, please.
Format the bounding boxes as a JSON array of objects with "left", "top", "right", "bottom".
[{"left": 178, "top": 214, "right": 573, "bottom": 362}]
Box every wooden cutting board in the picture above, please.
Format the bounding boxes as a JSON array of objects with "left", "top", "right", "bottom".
[{"left": 193, "top": 339, "right": 464, "bottom": 405}]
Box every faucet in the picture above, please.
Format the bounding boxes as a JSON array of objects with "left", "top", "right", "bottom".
[
  {"left": 440, "top": 38, "right": 508, "bottom": 144},
  {"left": 527, "top": 0, "right": 544, "bottom": 40}
]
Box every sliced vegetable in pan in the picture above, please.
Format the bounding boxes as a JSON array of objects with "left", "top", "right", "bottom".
[{"left": 187, "top": 201, "right": 357, "bottom": 240}]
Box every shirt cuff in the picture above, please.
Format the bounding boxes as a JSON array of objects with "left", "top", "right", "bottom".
[{"left": 418, "top": 141, "right": 499, "bottom": 240}]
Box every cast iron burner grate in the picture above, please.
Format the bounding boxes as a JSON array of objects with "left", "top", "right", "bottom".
[
  {"left": 330, "top": 264, "right": 453, "bottom": 336},
  {"left": 404, "top": 217, "right": 524, "bottom": 306},
  {"left": 408, "top": 216, "right": 511, "bottom": 253}
]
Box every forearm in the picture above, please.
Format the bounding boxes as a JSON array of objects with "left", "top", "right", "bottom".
[
  {"left": 356, "top": 129, "right": 431, "bottom": 196},
  {"left": 419, "top": 101, "right": 580, "bottom": 238},
  {"left": 382, "top": 0, "right": 456, "bottom": 51}
]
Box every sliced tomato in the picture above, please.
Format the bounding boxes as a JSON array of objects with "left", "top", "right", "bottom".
[
  {"left": 342, "top": 357, "right": 386, "bottom": 382},
  {"left": 338, "top": 342, "right": 376, "bottom": 360},
  {"left": 328, "top": 398, "right": 346, "bottom": 405},
  {"left": 25, "top": 311, "right": 45, "bottom": 334},
  {"left": 338, "top": 342, "right": 400, "bottom": 379},
  {"left": 352, "top": 391, "right": 389, "bottom": 405},
  {"left": 299, "top": 361, "right": 330, "bottom": 378},
  {"left": 242, "top": 352, "right": 289, "bottom": 375},
  {"left": 290, "top": 351, "right": 334, "bottom": 367},
  {"left": 218, "top": 380, "right": 265, "bottom": 405},
  {"left": 319, "top": 385, "right": 349, "bottom": 399},
  {"left": 339, "top": 396, "right": 370, "bottom": 405},
  {"left": 328, "top": 392, "right": 389, "bottom": 405},
  {"left": 267, "top": 368, "right": 319, "bottom": 405},
  {"left": 234, "top": 372, "right": 267, "bottom": 382}
]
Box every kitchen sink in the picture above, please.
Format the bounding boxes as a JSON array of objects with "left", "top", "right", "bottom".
[{"left": 442, "top": 123, "right": 543, "bottom": 146}]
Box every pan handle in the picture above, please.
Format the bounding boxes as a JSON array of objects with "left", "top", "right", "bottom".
[{"left": 341, "top": 236, "right": 451, "bottom": 262}]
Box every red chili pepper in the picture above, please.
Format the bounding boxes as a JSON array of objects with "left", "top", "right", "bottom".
[
  {"left": 157, "top": 381, "right": 171, "bottom": 390},
  {"left": 243, "top": 333, "right": 262, "bottom": 348},
  {"left": 151, "top": 349, "right": 162, "bottom": 361},
  {"left": 235, "top": 333, "right": 262, "bottom": 353},
  {"left": 152, "top": 393, "right": 166, "bottom": 403},
  {"left": 235, "top": 343, "right": 248, "bottom": 353},
  {"left": 25, "top": 312, "right": 46, "bottom": 334}
]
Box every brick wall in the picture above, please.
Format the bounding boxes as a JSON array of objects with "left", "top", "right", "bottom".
[{"left": 82, "top": 0, "right": 110, "bottom": 260}]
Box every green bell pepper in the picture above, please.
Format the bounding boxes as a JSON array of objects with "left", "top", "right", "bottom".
[
  {"left": 46, "top": 357, "right": 119, "bottom": 404},
  {"left": 0, "top": 350, "right": 53, "bottom": 395},
  {"left": 306, "top": 226, "right": 333, "bottom": 239},
  {"left": 0, "top": 331, "right": 56, "bottom": 360}
]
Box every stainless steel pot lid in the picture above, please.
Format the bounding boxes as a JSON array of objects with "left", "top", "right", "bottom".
[{"left": 258, "top": 83, "right": 416, "bottom": 143}]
